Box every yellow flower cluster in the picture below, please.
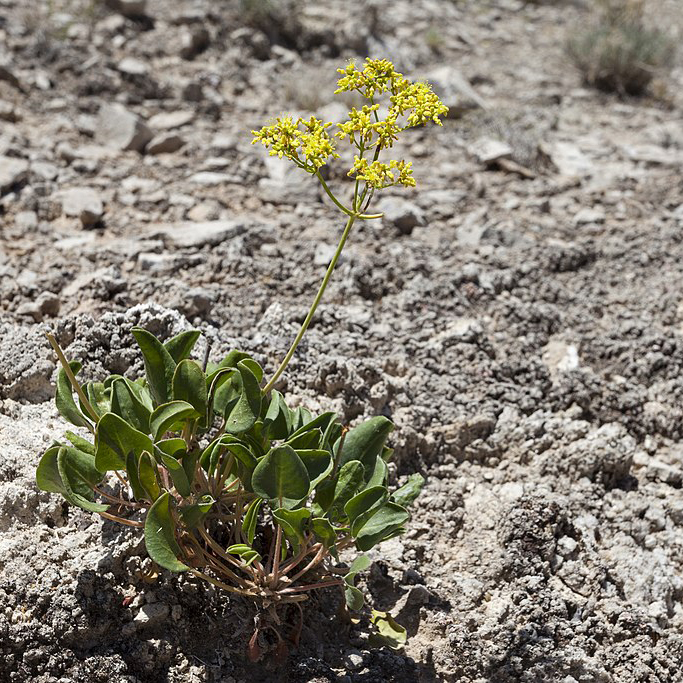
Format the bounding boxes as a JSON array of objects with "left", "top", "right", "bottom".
[
  {"left": 391, "top": 81, "right": 449, "bottom": 127},
  {"left": 251, "top": 115, "right": 338, "bottom": 171},
  {"left": 335, "top": 58, "right": 403, "bottom": 98},
  {"left": 336, "top": 105, "right": 379, "bottom": 146},
  {"left": 252, "top": 58, "right": 446, "bottom": 195},
  {"left": 349, "top": 156, "right": 415, "bottom": 189}
]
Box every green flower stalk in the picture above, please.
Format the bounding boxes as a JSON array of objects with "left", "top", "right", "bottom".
[{"left": 253, "top": 58, "right": 448, "bottom": 391}]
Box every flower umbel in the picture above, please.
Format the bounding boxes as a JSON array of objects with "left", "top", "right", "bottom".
[
  {"left": 253, "top": 58, "right": 446, "bottom": 205},
  {"left": 348, "top": 157, "right": 415, "bottom": 189},
  {"left": 390, "top": 81, "right": 449, "bottom": 127},
  {"left": 251, "top": 115, "right": 338, "bottom": 171}
]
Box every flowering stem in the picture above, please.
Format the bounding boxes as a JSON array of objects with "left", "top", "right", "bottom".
[{"left": 263, "top": 211, "right": 356, "bottom": 393}]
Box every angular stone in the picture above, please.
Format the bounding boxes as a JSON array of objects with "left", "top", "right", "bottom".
[
  {"left": 147, "top": 133, "right": 185, "bottom": 155},
  {"left": 60, "top": 187, "right": 104, "bottom": 226},
  {"left": 133, "top": 603, "right": 169, "bottom": 628},
  {"left": 378, "top": 197, "right": 426, "bottom": 235},
  {"left": 0, "top": 101, "right": 17, "bottom": 122},
  {"left": 426, "top": 66, "right": 487, "bottom": 117},
  {"left": 0, "top": 157, "right": 29, "bottom": 194},
  {"left": 95, "top": 103, "right": 152, "bottom": 152},
  {"left": 148, "top": 220, "right": 246, "bottom": 248},
  {"left": 117, "top": 57, "right": 148, "bottom": 76},
  {"left": 149, "top": 110, "right": 194, "bottom": 131},
  {"left": 468, "top": 137, "right": 513, "bottom": 164}
]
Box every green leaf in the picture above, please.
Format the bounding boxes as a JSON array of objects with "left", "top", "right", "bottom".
[
  {"left": 110, "top": 377, "right": 151, "bottom": 433},
  {"left": 180, "top": 495, "right": 214, "bottom": 528},
  {"left": 65, "top": 431, "right": 95, "bottom": 455},
  {"left": 311, "top": 517, "right": 337, "bottom": 548},
  {"left": 287, "top": 428, "right": 323, "bottom": 450},
  {"left": 288, "top": 412, "right": 337, "bottom": 443},
  {"left": 150, "top": 401, "right": 198, "bottom": 441},
  {"left": 95, "top": 413, "right": 154, "bottom": 472},
  {"left": 156, "top": 438, "right": 186, "bottom": 457},
  {"left": 207, "top": 367, "right": 237, "bottom": 419},
  {"left": 263, "top": 390, "right": 291, "bottom": 440},
  {"left": 240, "top": 358, "right": 263, "bottom": 383},
  {"left": 273, "top": 507, "right": 311, "bottom": 551},
  {"left": 225, "top": 361, "right": 262, "bottom": 434},
  {"left": 330, "top": 461, "right": 365, "bottom": 515},
  {"left": 242, "top": 497, "right": 263, "bottom": 545},
  {"left": 251, "top": 445, "right": 310, "bottom": 509},
  {"left": 296, "top": 449, "right": 333, "bottom": 492},
  {"left": 55, "top": 361, "right": 91, "bottom": 428},
  {"left": 291, "top": 406, "right": 313, "bottom": 432},
  {"left": 212, "top": 351, "right": 251, "bottom": 416},
  {"left": 369, "top": 611, "right": 407, "bottom": 650},
  {"left": 164, "top": 329, "right": 201, "bottom": 364},
  {"left": 355, "top": 502, "right": 409, "bottom": 551},
  {"left": 322, "top": 418, "right": 343, "bottom": 452},
  {"left": 344, "top": 486, "right": 388, "bottom": 529},
  {"left": 125, "top": 451, "right": 147, "bottom": 501},
  {"left": 344, "top": 554, "right": 371, "bottom": 610},
  {"left": 391, "top": 473, "right": 425, "bottom": 508},
  {"left": 57, "top": 447, "right": 108, "bottom": 512},
  {"left": 366, "top": 455, "right": 388, "bottom": 489},
  {"left": 157, "top": 452, "right": 191, "bottom": 498},
  {"left": 131, "top": 327, "right": 177, "bottom": 405},
  {"left": 82, "top": 381, "right": 110, "bottom": 418},
  {"left": 227, "top": 543, "right": 262, "bottom": 567},
  {"left": 37, "top": 446, "right": 67, "bottom": 493},
  {"left": 127, "top": 378, "right": 154, "bottom": 412},
  {"left": 138, "top": 451, "right": 161, "bottom": 501},
  {"left": 336, "top": 416, "right": 394, "bottom": 472},
  {"left": 172, "top": 359, "right": 208, "bottom": 417},
  {"left": 144, "top": 492, "right": 189, "bottom": 572}
]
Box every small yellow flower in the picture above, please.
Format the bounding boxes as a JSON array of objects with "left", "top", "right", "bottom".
[
  {"left": 252, "top": 116, "right": 338, "bottom": 171},
  {"left": 390, "top": 81, "right": 449, "bottom": 126},
  {"left": 348, "top": 156, "right": 415, "bottom": 189}
]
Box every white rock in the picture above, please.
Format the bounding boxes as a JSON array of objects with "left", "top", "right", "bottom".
[
  {"left": 117, "top": 57, "right": 148, "bottom": 76},
  {"left": 60, "top": 187, "right": 104, "bottom": 226},
  {"left": 378, "top": 197, "right": 426, "bottom": 235},
  {"left": 133, "top": 603, "right": 169, "bottom": 628},
  {"left": 543, "top": 340, "right": 580, "bottom": 374},
  {"left": 0, "top": 156, "right": 29, "bottom": 194},
  {"left": 148, "top": 110, "right": 194, "bottom": 130},
  {"left": 541, "top": 141, "right": 593, "bottom": 177},
  {"left": 574, "top": 207, "right": 605, "bottom": 225},
  {"left": 147, "top": 220, "right": 246, "bottom": 248},
  {"left": 95, "top": 103, "right": 152, "bottom": 152},
  {"left": 425, "top": 65, "right": 487, "bottom": 116},
  {"left": 468, "top": 136, "right": 513, "bottom": 164}
]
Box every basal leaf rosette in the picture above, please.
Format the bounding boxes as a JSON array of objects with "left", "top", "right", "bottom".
[{"left": 38, "top": 327, "right": 425, "bottom": 614}]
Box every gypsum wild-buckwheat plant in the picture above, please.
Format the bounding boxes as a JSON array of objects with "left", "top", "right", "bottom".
[{"left": 38, "top": 58, "right": 447, "bottom": 658}]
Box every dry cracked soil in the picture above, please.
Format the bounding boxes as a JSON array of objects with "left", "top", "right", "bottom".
[{"left": 1, "top": 0, "right": 683, "bottom": 681}]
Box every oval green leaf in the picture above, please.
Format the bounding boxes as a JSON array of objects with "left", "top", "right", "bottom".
[{"left": 144, "top": 491, "right": 189, "bottom": 572}]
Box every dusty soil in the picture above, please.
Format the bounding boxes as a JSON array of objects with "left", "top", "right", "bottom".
[{"left": 1, "top": 0, "right": 683, "bottom": 681}]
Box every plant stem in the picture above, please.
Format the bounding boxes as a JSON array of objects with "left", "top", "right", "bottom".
[
  {"left": 263, "top": 211, "right": 357, "bottom": 393},
  {"left": 45, "top": 333, "right": 99, "bottom": 425}
]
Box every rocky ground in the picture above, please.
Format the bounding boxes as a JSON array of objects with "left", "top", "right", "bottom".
[{"left": 1, "top": 0, "right": 683, "bottom": 681}]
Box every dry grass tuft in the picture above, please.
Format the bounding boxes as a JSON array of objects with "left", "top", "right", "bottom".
[{"left": 567, "top": 0, "right": 676, "bottom": 96}]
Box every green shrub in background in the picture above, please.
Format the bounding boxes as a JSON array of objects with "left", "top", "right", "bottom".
[{"left": 567, "top": 0, "right": 676, "bottom": 96}]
